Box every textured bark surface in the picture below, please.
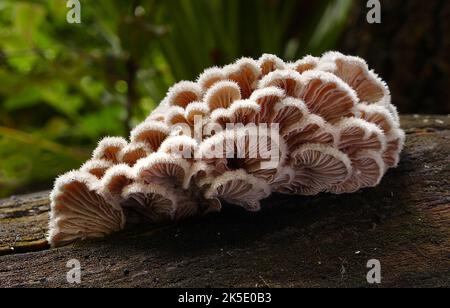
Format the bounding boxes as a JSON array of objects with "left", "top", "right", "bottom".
[
  {"left": 0, "top": 115, "right": 449, "bottom": 288},
  {"left": 340, "top": 0, "right": 450, "bottom": 114}
]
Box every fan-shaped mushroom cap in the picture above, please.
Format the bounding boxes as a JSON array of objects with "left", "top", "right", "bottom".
[
  {"left": 204, "top": 80, "right": 241, "bottom": 111},
  {"left": 135, "top": 152, "right": 190, "bottom": 188},
  {"left": 199, "top": 127, "right": 285, "bottom": 179},
  {"left": 259, "top": 70, "right": 302, "bottom": 97},
  {"left": 250, "top": 87, "right": 285, "bottom": 122},
  {"left": 158, "top": 135, "right": 199, "bottom": 160},
  {"left": 210, "top": 99, "right": 261, "bottom": 127},
  {"left": 118, "top": 142, "right": 153, "bottom": 167},
  {"left": 92, "top": 137, "right": 128, "bottom": 163},
  {"left": 319, "top": 51, "right": 390, "bottom": 104},
  {"left": 224, "top": 58, "right": 261, "bottom": 99},
  {"left": 99, "top": 164, "right": 135, "bottom": 203},
  {"left": 165, "top": 81, "right": 203, "bottom": 108},
  {"left": 120, "top": 182, "right": 176, "bottom": 223},
  {"left": 204, "top": 170, "right": 271, "bottom": 212},
  {"left": 290, "top": 55, "right": 320, "bottom": 74},
  {"left": 268, "top": 166, "right": 296, "bottom": 190},
  {"left": 329, "top": 150, "right": 385, "bottom": 194},
  {"left": 146, "top": 99, "right": 171, "bottom": 122},
  {"left": 384, "top": 102, "right": 400, "bottom": 124},
  {"left": 299, "top": 70, "right": 358, "bottom": 123},
  {"left": 269, "top": 97, "right": 309, "bottom": 132},
  {"left": 48, "top": 171, "right": 125, "bottom": 247},
  {"left": 383, "top": 128, "right": 405, "bottom": 168},
  {"left": 357, "top": 104, "right": 399, "bottom": 134},
  {"left": 337, "top": 118, "right": 386, "bottom": 156},
  {"left": 185, "top": 161, "right": 214, "bottom": 188},
  {"left": 165, "top": 106, "right": 189, "bottom": 126},
  {"left": 279, "top": 144, "right": 352, "bottom": 195},
  {"left": 130, "top": 121, "right": 170, "bottom": 151},
  {"left": 258, "top": 54, "right": 286, "bottom": 76},
  {"left": 166, "top": 102, "right": 211, "bottom": 128},
  {"left": 283, "top": 114, "right": 338, "bottom": 152},
  {"left": 80, "top": 159, "right": 113, "bottom": 179},
  {"left": 197, "top": 66, "right": 226, "bottom": 91},
  {"left": 185, "top": 102, "right": 210, "bottom": 124}
]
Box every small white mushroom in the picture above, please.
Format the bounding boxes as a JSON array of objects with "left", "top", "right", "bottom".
[
  {"left": 224, "top": 58, "right": 261, "bottom": 99},
  {"left": 165, "top": 81, "right": 203, "bottom": 108},
  {"left": 204, "top": 170, "right": 271, "bottom": 212},
  {"left": 80, "top": 159, "right": 114, "bottom": 179},
  {"left": 130, "top": 121, "right": 170, "bottom": 151},
  {"left": 259, "top": 70, "right": 303, "bottom": 97},
  {"left": 205, "top": 80, "right": 242, "bottom": 111},
  {"left": 319, "top": 51, "right": 390, "bottom": 105},
  {"left": 258, "top": 54, "right": 286, "bottom": 76},
  {"left": 289, "top": 55, "right": 320, "bottom": 74},
  {"left": 92, "top": 137, "right": 128, "bottom": 163},
  {"left": 299, "top": 70, "right": 358, "bottom": 123},
  {"left": 48, "top": 171, "right": 125, "bottom": 247}
]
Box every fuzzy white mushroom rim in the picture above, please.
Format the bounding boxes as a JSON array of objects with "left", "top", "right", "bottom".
[{"left": 48, "top": 52, "right": 404, "bottom": 247}]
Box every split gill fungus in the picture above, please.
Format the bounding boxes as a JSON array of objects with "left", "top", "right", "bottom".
[{"left": 48, "top": 52, "right": 404, "bottom": 247}]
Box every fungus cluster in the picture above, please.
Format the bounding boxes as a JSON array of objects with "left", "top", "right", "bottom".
[{"left": 48, "top": 52, "right": 405, "bottom": 247}]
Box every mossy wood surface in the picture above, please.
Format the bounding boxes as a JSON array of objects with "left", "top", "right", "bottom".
[{"left": 0, "top": 115, "right": 449, "bottom": 287}]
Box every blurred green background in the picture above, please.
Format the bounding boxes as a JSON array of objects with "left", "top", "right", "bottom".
[{"left": 0, "top": 0, "right": 354, "bottom": 197}]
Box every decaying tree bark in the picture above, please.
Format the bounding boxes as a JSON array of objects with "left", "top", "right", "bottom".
[{"left": 0, "top": 115, "right": 449, "bottom": 288}]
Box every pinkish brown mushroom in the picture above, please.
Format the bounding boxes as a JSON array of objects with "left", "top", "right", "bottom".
[{"left": 49, "top": 52, "right": 404, "bottom": 247}]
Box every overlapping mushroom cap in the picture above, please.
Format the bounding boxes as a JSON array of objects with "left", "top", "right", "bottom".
[{"left": 48, "top": 52, "right": 404, "bottom": 247}]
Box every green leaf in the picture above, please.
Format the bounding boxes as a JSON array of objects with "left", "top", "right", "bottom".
[{"left": 3, "top": 87, "right": 41, "bottom": 110}]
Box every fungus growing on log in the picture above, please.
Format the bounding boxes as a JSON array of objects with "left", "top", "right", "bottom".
[{"left": 48, "top": 52, "right": 404, "bottom": 247}]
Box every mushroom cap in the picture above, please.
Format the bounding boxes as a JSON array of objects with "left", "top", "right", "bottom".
[
  {"left": 319, "top": 51, "right": 390, "bottom": 104},
  {"left": 224, "top": 57, "right": 261, "bottom": 99},
  {"left": 283, "top": 114, "right": 338, "bottom": 152},
  {"left": 357, "top": 103, "right": 399, "bottom": 135},
  {"left": 279, "top": 144, "right": 352, "bottom": 195},
  {"left": 197, "top": 66, "right": 226, "bottom": 91},
  {"left": 337, "top": 118, "right": 387, "bottom": 156},
  {"left": 269, "top": 97, "right": 309, "bottom": 132},
  {"left": 92, "top": 137, "right": 128, "bottom": 163},
  {"left": 383, "top": 128, "right": 405, "bottom": 168},
  {"left": 80, "top": 159, "right": 113, "bottom": 179},
  {"left": 250, "top": 86, "right": 285, "bottom": 122},
  {"left": 130, "top": 121, "right": 170, "bottom": 151},
  {"left": 165, "top": 81, "right": 203, "bottom": 108},
  {"left": 158, "top": 135, "right": 199, "bottom": 161},
  {"left": 99, "top": 164, "right": 136, "bottom": 203},
  {"left": 199, "top": 126, "right": 285, "bottom": 179},
  {"left": 299, "top": 70, "right": 358, "bottom": 123},
  {"left": 204, "top": 80, "right": 242, "bottom": 111},
  {"left": 259, "top": 69, "right": 303, "bottom": 97},
  {"left": 289, "top": 55, "right": 320, "bottom": 74},
  {"left": 118, "top": 142, "right": 153, "bottom": 167},
  {"left": 258, "top": 53, "right": 286, "bottom": 76},
  {"left": 329, "top": 150, "right": 385, "bottom": 194},
  {"left": 135, "top": 152, "right": 191, "bottom": 188},
  {"left": 121, "top": 182, "right": 177, "bottom": 223},
  {"left": 48, "top": 171, "right": 125, "bottom": 247},
  {"left": 204, "top": 169, "right": 271, "bottom": 212},
  {"left": 210, "top": 99, "right": 261, "bottom": 127}
]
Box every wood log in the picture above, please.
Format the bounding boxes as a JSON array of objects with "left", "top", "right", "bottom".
[{"left": 0, "top": 115, "right": 449, "bottom": 288}]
